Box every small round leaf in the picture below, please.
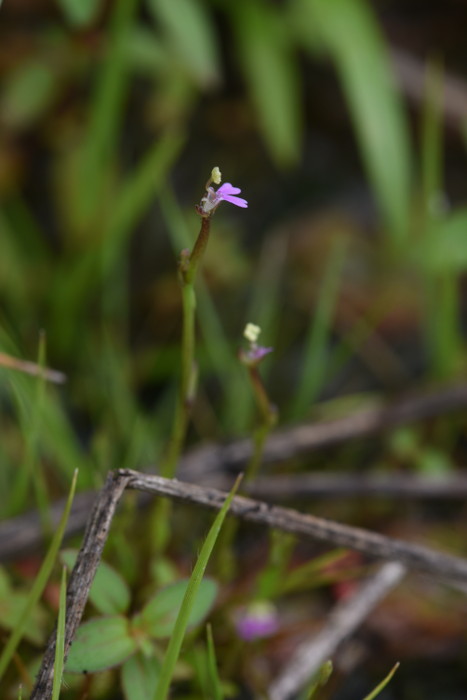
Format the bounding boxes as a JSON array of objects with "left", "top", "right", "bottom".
[
  {"left": 66, "top": 616, "right": 138, "bottom": 673},
  {"left": 61, "top": 549, "right": 131, "bottom": 615},
  {"left": 121, "top": 651, "right": 160, "bottom": 700},
  {"left": 133, "top": 578, "right": 218, "bottom": 639}
]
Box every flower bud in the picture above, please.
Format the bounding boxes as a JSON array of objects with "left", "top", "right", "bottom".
[
  {"left": 244, "top": 323, "right": 261, "bottom": 344},
  {"left": 211, "top": 166, "right": 222, "bottom": 184}
]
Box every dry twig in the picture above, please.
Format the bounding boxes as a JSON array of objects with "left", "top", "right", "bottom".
[
  {"left": 245, "top": 472, "right": 467, "bottom": 501},
  {"left": 30, "top": 471, "right": 131, "bottom": 700},
  {"left": 181, "top": 383, "right": 467, "bottom": 475},
  {"left": 0, "top": 351, "right": 66, "bottom": 384},
  {"left": 4, "top": 383, "right": 467, "bottom": 564},
  {"left": 269, "top": 561, "right": 406, "bottom": 700},
  {"left": 124, "top": 471, "right": 467, "bottom": 584}
]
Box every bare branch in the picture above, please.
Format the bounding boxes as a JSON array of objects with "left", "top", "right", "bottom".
[
  {"left": 5, "top": 470, "right": 467, "bottom": 565},
  {"left": 123, "top": 471, "right": 467, "bottom": 585},
  {"left": 245, "top": 472, "right": 467, "bottom": 501},
  {"left": 3, "top": 383, "right": 467, "bottom": 564},
  {"left": 0, "top": 351, "right": 66, "bottom": 384},
  {"left": 269, "top": 562, "right": 406, "bottom": 700},
  {"left": 182, "top": 383, "right": 467, "bottom": 474}
]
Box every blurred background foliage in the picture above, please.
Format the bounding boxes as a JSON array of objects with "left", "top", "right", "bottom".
[
  {"left": 1, "top": 0, "right": 467, "bottom": 496},
  {"left": 2, "top": 0, "right": 467, "bottom": 694}
]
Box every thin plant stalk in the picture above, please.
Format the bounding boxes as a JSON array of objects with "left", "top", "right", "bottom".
[
  {"left": 152, "top": 218, "right": 211, "bottom": 554},
  {"left": 217, "top": 329, "right": 275, "bottom": 580},
  {"left": 161, "top": 173, "right": 247, "bottom": 474},
  {"left": 244, "top": 364, "right": 277, "bottom": 484},
  {"left": 153, "top": 173, "right": 248, "bottom": 554},
  {"left": 420, "top": 59, "right": 461, "bottom": 379},
  {"left": 159, "top": 186, "right": 242, "bottom": 415},
  {"left": 161, "top": 215, "right": 211, "bottom": 479}
]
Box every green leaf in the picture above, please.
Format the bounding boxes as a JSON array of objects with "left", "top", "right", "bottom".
[
  {"left": 121, "top": 652, "right": 160, "bottom": 700},
  {"left": 57, "top": 0, "right": 102, "bottom": 27},
  {"left": 124, "top": 27, "right": 167, "bottom": 74},
  {"left": 232, "top": 0, "right": 302, "bottom": 166},
  {"left": 65, "top": 616, "right": 138, "bottom": 673},
  {"left": 0, "top": 567, "right": 48, "bottom": 648},
  {"left": 294, "top": 0, "right": 411, "bottom": 242},
  {"left": 134, "top": 578, "right": 218, "bottom": 639},
  {"left": 418, "top": 208, "right": 467, "bottom": 273},
  {"left": 60, "top": 549, "right": 131, "bottom": 615},
  {"left": 2, "top": 62, "right": 56, "bottom": 128},
  {"left": 77, "top": 0, "right": 139, "bottom": 226},
  {"left": 0, "top": 589, "right": 47, "bottom": 646},
  {"left": 147, "top": 0, "right": 220, "bottom": 86}
]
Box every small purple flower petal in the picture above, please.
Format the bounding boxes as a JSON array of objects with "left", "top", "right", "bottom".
[
  {"left": 239, "top": 344, "right": 273, "bottom": 367},
  {"left": 216, "top": 183, "right": 248, "bottom": 208},
  {"left": 217, "top": 183, "right": 241, "bottom": 196},
  {"left": 250, "top": 345, "right": 273, "bottom": 361},
  {"left": 220, "top": 194, "right": 248, "bottom": 208},
  {"left": 235, "top": 602, "right": 279, "bottom": 641},
  {"left": 199, "top": 182, "right": 248, "bottom": 214}
]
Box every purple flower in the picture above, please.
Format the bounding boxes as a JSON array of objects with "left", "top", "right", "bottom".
[
  {"left": 200, "top": 182, "right": 248, "bottom": 215},
  {"left": 235, "top": 602, "right": 279, "bottom": 641},
  {"left": 239, "top": 345, "right": 273, "bottom": 367},
  {"left": 239, "top": 323, "right": 273, "bottom": 367}
]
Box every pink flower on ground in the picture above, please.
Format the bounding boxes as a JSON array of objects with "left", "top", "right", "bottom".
[
  {"left": 235, "top": 601, "right": 279, "bottom": 641},
  {"left": 200, "top": 182, "right": 248, "bottom": 215}
]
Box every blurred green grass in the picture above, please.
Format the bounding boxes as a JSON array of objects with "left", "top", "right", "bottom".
[
  {"left": 1, "top": 0, "right": 466, "bottom": 543},
  {"left": 1, "top": 0, "right": 466, "bottom": 540}
]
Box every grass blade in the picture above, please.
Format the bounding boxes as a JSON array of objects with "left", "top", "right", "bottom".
[
  {"left": 10, "top": 331, "right": 51, "bottom": 524},
  {"left": 295, "top": 0, "right": 411, "bottom": 243},
  {"left": 288, "top": 238, "right": 346, "bottom": 420},
  {"left": 206, "top": 624, "right": 223, "bottom": 700},
  {"left": 78, "top": 0, "right": 139, "bottom": 224},
  {"left": 232, "top": 0, "right": 302, "bottom": 166},
  {"left": 0, "top": 469, "right": 78, "bottom": 681},
  {"left": 362, "top": 662, "right": 399, "bottom": 700},
  {"left": 153, "top": 475, "right": 242, "bottom": 700}
]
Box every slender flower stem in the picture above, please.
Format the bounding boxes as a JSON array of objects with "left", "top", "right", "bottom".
[
  {"left": 153, "top": 217, "right": 211, "bottom": 554},
  {"left": 184, "top": 216, "right": 211, "bottom": 285},
  {"left": 160, "top": 216, "right": 211, "bottom": 479},
  {"left": 245, "top": 366, "right": 277, "bottom": 484},
  {"left": 153, "top": 172, "right": 247, "bottom": 557},
  {"left": 217, "top": 342, "right": 276, "bottom": 580}
]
